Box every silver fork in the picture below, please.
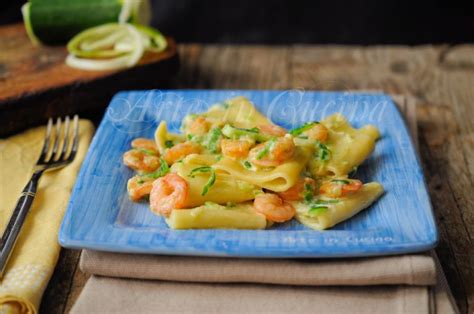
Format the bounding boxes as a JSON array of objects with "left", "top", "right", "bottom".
[{"left": 0, "top": 115, "right": 79, "bottom": 276}]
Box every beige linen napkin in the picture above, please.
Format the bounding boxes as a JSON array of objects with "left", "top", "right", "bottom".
[{"left": 71, "top": 95, "right": 459, "bottom": 314}]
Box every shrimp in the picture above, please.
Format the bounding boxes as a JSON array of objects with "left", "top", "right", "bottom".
[
  {"left": 150, "top": 173, "right": 189, "bottom": 216},
  {"left": 127, "top": 175, "right": 155, "bottom": 201},
  {"left": 258, "top": 124, "right": 287, "bottom": 137},
  {"left": 249, "top": 136, "right": 295, "bottom": 167},
  {"left": 277, "top": 177, "right": 316, "bottom": 201},
  {"left": 188, "top": 116, "right": 211, "bottom": 136},
  {"left": 319, "top": 179, "right": 363, "bottom": 198},
  {"left": 304, "top": 124, "right": 329, "bottom": 143},
  {"left": 253, "top": 193, "right": 295, "bottom": 223},
  {"left": 221, "top": 139, "right": 252, "bottom": 158},
  {"left": 123, "top": 149, "right": 161, "bottom": 172},
  {"left": 131, "top": 138, "right": 159, "bottom": 154},
  {"left": 164, "top": 141, "right": 201, "bottom": 164}
]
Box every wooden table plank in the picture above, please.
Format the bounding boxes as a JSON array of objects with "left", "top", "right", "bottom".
[
  {"left": 0, "top": 24, "right": 179, "bottom": 137},
  {"left": 42, "top": 43, "right": 473, "bottom": 313}
]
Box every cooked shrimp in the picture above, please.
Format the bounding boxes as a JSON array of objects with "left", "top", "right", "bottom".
[
  {"left": 188, "top": 116, "right": 210, "bottom": 135},
  {"left": 131, "top": 138, "right": 159, "bottom": 154},
  {"left": 150, "top": 173, "right": 189, "bottom": 216},
  {"left": 127, "top": 175, "right": 155, "bottom": 201},
  {"left": 123, "top": 149, "right": 161, "bottom": 172},
  {"left": 249, "top": 136, "right": 295, "bottom": 167},
  {"left": 164, "top": 141, "right": 201, "bottom": 164},
  {"left": 319, "top": 179, "right": 363, "bottom": 198},
  {"left": 221, "top": 139, "right": 252, "bottom": 158},
  {"left": 253, "top": 193, "right": 295, "bottom": 223},
  {"left": 277, "top": 177, "right": 316, "bottom": 201},
  {"left": 304, "top": 124, "right": 329, "bottom": 143},
  {"left": 258, "top": 124, "right": 287, "bottom": 137}
]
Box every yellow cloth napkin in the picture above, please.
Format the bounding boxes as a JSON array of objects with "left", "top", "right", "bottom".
[{"left": 0, "top": 120, "right": 94, "bottom": 314}]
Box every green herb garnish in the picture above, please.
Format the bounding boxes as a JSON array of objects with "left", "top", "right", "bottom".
[
  {"left": 164, "top": 140, "right": 174, "bottom": 148},
  {"left": 303, "top": 183, "right": 314, "bottom": 203},
  {"left": 331, "top": 179, "right": 350, "bottom": 185},
  {"left": 290, "top": 121, "right": 319, "bottom": 136},
  {"left": 221, "top": 124, "right": 270, "bottom": 142},
  {"left": 316, "top": 141, "right": 331, "bottom": 161},
  {"left": 206, "top": 127, "right": 222, "bottom": 153},
  {"left": 188, "top": 166, "right": 217, "bottom": 196},
  {"left": 243, "top": 160, "right": 252, "bottom": 169},
  {"left": 308, "top": 205, "right": 329, "bottom": 216},
  {"left": 202, "top": 170, "right": 216, "bottom": 196},
  {"left": 187, "top": 134, "right": 194, "bottom": 140},
  {"left": 256, "top": 138, "right": 276, "bottom": 160},
  {"left": 141, "top": 158, "right": 169, "bottom": 179}
]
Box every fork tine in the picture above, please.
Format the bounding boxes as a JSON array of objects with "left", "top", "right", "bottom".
[
  {"left": 37, "top": 118, "right": 53, "bottom": 163},
  {"left": 67, "top": 115, "right": 79, "bottom": 162},
  {"left": 58, "top": 116, "right": 71, "bottom": 161},
  {"left": 50, "top": 117, "right": 62, "bottom": 161}
]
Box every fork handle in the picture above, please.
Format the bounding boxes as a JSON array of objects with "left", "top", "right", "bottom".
[{"left": 0, "top": 171, "right": 43, "bottom": 277}]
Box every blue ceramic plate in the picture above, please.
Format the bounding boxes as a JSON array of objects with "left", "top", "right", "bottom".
[{"left": 59, "top": 90, "right": 437, "bottom": 258}]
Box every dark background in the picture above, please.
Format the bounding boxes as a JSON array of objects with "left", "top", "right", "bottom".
[{"left": 1, "top": 0, "right": 474, "bottom": 44}]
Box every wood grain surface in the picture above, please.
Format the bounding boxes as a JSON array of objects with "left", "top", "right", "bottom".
[
  {"left": 38, "top": 44, "right": 473, "bottom": 313},
  {"left": 0, "top": 24, "right": 179, "bottom": 137}
]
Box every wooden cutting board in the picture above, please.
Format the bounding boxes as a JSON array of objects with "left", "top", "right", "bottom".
[{"left": 0, "top": 23, "right": 179, "bottom": 137}]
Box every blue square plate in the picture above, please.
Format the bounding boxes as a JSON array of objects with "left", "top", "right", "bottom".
[{"left": 59, "top": 90, "right": 437, "bottom": 258}]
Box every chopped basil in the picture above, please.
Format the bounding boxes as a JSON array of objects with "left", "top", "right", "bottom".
[
  {"left": 188, "top": 166, "right": 212, "bottom": 177},
  {"left": 221, "top": 102, "right": 231, "bottom": 109},
  {"left": 318, "top": 142, "right": 331, "bottom": 161},
  {"left": 137, "top": 178, "right": 145, "bottom": 184},
  {"left": 303, "top": 183, "right": 314, "bottom": 203},
  {"left": 256, "top": 138, "right": 276, "bottom": 160},
  {"left": 206, "top": 127, "right": 222, "bottom": 153},
  {"left": 202, "top": 170, "right": 216, "bottom": 196},
  {"left": 164, "top": 140, "right": 174, "bottom": 148},
  {"left": 188, "top": 166, "right": 216, "bottom": 196},
  {"left": 141, "top": 158, "right": 169, "bottom": 179},
  {"left": 243, "top": 160, "right": 252, "bottom": 169},
  {"left": 315, "top": 141, "right": 331, "bottom": 161},
  {"left": 308, "top": 205, "right": 328, "bottom": 216},
  {"left": 221, "top": 124, "right": 271, "bottom": 142},
  {"left": 290, "top": 121, "right": 319, "bottom": 136},
  {"left": 331, "top": 179, "right": 350, "bottom": 185},
  {"left": 187, "top": 134, "right": 194, "bottom": 140}
]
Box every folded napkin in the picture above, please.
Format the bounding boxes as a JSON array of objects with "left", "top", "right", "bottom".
[
  {"left": 71, "top": 96, "right": 458, "bottom": 313},
  {"left": 73, "top": 251, "right": 456, "bottom": 313},
  {"left": 0, "top": 120, "right": 94, "bottom": 314}
]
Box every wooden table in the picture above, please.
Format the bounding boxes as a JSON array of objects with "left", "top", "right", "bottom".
[{"left": 39, "top": 44, "right": 474, "bottom": 313}]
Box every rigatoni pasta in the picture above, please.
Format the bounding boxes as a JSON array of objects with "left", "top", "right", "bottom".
[{"left": 122, "top": 96, "right": 384, "bottom": 231}]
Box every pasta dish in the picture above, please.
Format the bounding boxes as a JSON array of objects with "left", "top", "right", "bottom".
[{"left": 122, "top": 96, "right": 384, "bottom": 230}]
